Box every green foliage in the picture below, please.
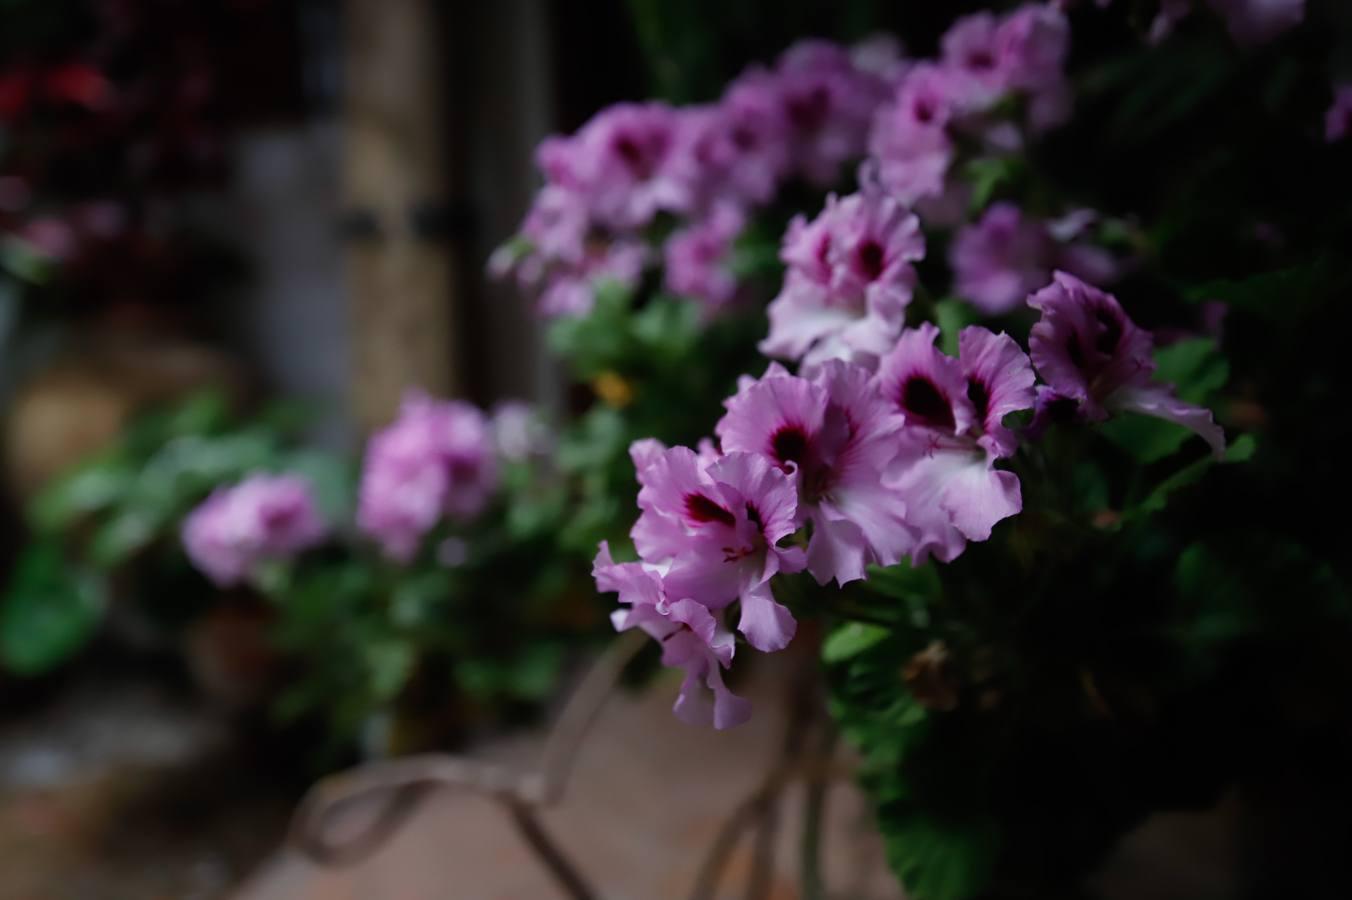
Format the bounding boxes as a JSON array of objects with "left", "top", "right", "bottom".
[
  {"left": 27, "top": 390, "right": 300, "bottom": 561},
  {"left": 1099, "top": 337, "right": 1229, "bottom": 463},
  {"left": 0, "top": 541, "right": 104, "bottom": 675},
  {"left": 623, "top": 0, "right": 899, "bottom": 102},
  {"left": 1186, "top": 256, "right": 1346, "bottom": 326},
  {"left": 821, "top": 621, "right": 890, "bottom": 664},
  {"left": 1, "top": 391, "right": 312, "bottom": 675},
  {"left": 880, "top": 814, "right": 999, "bottom": 900},
  {"left": 933, "top": 299, "right": 978, "bottom": 358}
]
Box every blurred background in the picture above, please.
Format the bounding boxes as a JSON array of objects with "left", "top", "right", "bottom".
[
  {"left": 0, "top": 1, "right": 919, "bottom": 896},
  {"left": 7, "top": 1, "right": 1345, "bottom": 898}
]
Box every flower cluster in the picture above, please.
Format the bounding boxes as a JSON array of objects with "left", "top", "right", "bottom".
[
  {"left": 1148, "top": 0, "right": 1305, "bottom": 46},
  {"left": 1028, "top": 272, "right": 1225, "bottom": 454},
  {"left": 868, "top": 4, "right": 1071, "bottom": 209},
  {"left": 182, "top": 474, "right": 328, "bottom": 588},
  {"left": 492, "top": 37, "right": 906, "bottom": 318},
  {"left": 183, "top": 394, "right": 531, "bottom": 588},
  {"left": 598, "top": 265, "right": 1225, "bottom": 726},
  {"left": 356, "top": 393, "right": 500, "bottom": 562},
  {"left": 950, "top": 204, "right": 1120, "bottom": 315},
  {"left": 495, "top": 5, "right": 1097, "bottom": 328},
  {"left": 762, "top": 189, "right": 925, "bottom": 369}
]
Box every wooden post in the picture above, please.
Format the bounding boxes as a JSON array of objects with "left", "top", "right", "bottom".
[{"left": 343, "top": 0, "right": 457, "bottom": 431}]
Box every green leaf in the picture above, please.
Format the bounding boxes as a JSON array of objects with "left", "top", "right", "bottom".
[
  {"left": 506, "top": 643, "right": 566, "bottom": 700},
  {"left": 284, "top": 449, "right": 355, "bottom": 524},
  {"left": 881, "top": 813, "right": 998, "bottom": 900},
  {"left": 545, "top": 281, "right": 635, "bottom": 377},
  {"left": 963, "top": 158, "right": 1020, "bottom": 212},
  {"left": 632, "top": 295, "right": 701, "bottom": 360},
  {"left": 0, "top": 543, "right": 106, "bottom": 675},
  {"left": 864, "top": 562, "right": 942, "bottom": 604},
  {"left": 1186, "top": 257, "right": 1342, "bottom": 326},
  {"left": 557, "top": 407, "right": 628, "bottom": 474},
  {"left": 1100, "top": 339, "right": 1228, "bottom": 464},
  {"left": 366, "top": 640, "right": 416, "bottom": 703},
  {"left": 933, "top": 299, "right": 976, "bottom": 358},
  {"left": 28, "top": 459, "right": 136, "bottom": 533},
  {"left": 727, "top": 228, "right": 782, "bottom": 279},
  {"left": 1171, "top": 543, "right": 1257, "bottom": 648},
  {"left": 0, "top": 236, "right": 59, "bottom": 284},
  {"left": 823, "top": 621, "right": 892, "bottom": 664},
  {"left": 86, "top": 509, "right": 163, "bottom": 568},
  {"left": 1098, "top": 416, "right": 1193, "bottom": 465},
  {"left": 1153, "top": 338, "right": 1229, "bottom": 404},
  {"left": 1125, "top": 433, "right": 1256, "bottom": 522}
]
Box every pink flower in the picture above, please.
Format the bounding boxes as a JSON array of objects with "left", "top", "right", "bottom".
[
  {"left": 677, "top": 78, "right": 791, "bottom": 209},
  {"left": 716, "top": 361, "right": 912, "bottom": 586},
  {"left": 998, "top": 5, "right": 1071, "bottom": 93},
  {"left": 1151, "top": 0, "right": 1304, "bottom": 46},
  {"left": 951, "top": 203, "right": 1056, "bottom": 315},
  {"left": 629, "top": 445, "right": 805, "bottom": 652},
  {"left": 1209, "top": 0, "right": 1304, "bottom": 46},
  {"left": 868, "top": 63, "right": 959, "bottom": 206},
  {"left": 490, "top": 186, "right": 649, "bottom": 319},
  {"left": 1027, "top": 272, "right": 1226, "bottom": 455},
  {"left": 997, "top": 4, "right": 1073, "bottom": 130},
  {"left": 183, "top": 474, "right": 327, "bottom": 588},
  {"left": 762, "top": 191, "right": 925, "bottom": 369},
  {"left": 663, "top": 203, "right": 745, "bottom": 311},
  {"left": 850, "top": 34, "right": 911, "bottom": 89},
  {"left": 878, "top": 324, "right": 1035, "bottom": 563},
  {"left": 357, "top": 394, "right": 498, "bottom": 562},
  {"left": 1326, "top": 85, "right": 1352, "bottom": 143},
  {"left": 550, "top": 102, "right": 694, "bottom": 230},
  {"left": 594, "top": 542, "right": 751, "bottom": 729},
  {"left": 940, "top": 12, "right": 1010, "bottom": 110},
  {"left": 869, "top": 6, "right": 1071, "bottom": 203},
  {"left": 950, "top": 203, "right": 1120, "bottom": 315},
  {"left": 775, "top": 40, "right": 887, "bottom": 186},
  {"left": 537, "top": 240, "right": 648, "bottom": 319},
  {"left": 939, "top": 6, "right": 1068, "bottom": 114}
]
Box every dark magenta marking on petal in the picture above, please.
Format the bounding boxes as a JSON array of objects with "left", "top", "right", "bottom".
[
  {"left": 901, "top": 376, "right": 956, "bottom": 431},
  {"left": 1066, "top": 334, "right": 1086, "bottom": 370},
  {"left": 966, "top": 377, "right": 991, "bottom": 425},
  {"left": 731, "top": 124, "right": 758, "bottom": 150},
  {"left": 968, "top": 50, "right": 996, "bottom": 71},
  {"left": 745, "top": 503, "right": 763, "bottom": 529},
  {"left": 770, "top": 424, "right": 810, "bottom": 468},
  {"left": 685, "top": 493, "right": 736, "bottom": 527},
  {"left": 1092, "top": 304, "right": 1124, "bottom": 356},
  {"left": 786, "top": 85, "right": 832, "bottom": 132},
  {"left": 615, "top": 135, "right": 644, "bottom": 171},
  {"left": 857, "top": 239, "right": 886, "bottom": 281}
]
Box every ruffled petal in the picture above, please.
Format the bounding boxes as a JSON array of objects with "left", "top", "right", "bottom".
[
  {"left": 737, "top": 582, "right": 798, "bottom": 652},
  {"left": 805, "top": 514, "right": 870, "bottom": 585},
  {"left": 958, "top": 326, "right": 1036, "bottom": 457},
  {"left": 707, "top": 664, "right": 753, "bottom": 730},
  {"left": 1110, "top": 382, "right": 1226, "bottom": 459}
]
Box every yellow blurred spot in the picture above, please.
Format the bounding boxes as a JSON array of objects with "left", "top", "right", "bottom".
[{"left": 593, "top": 371, "right": 635, "bottom": 408}]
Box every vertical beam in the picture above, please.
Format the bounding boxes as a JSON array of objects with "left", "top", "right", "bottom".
[{"left": 343, "top": 0, "right": 456, "bottom": 430}]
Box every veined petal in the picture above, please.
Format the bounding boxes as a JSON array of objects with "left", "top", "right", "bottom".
[
  {"left": 737, "top": 581, "right": 798, "bottom": 652},
  {"left": 958, "top": 326, "right": 1036, "bottom": 457},
  {"left": 805, "top": 514, "right": 870, "bottom": 585},
  {"left": 1110, "top": 382, "right": 1226, "bottom": 459}
]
